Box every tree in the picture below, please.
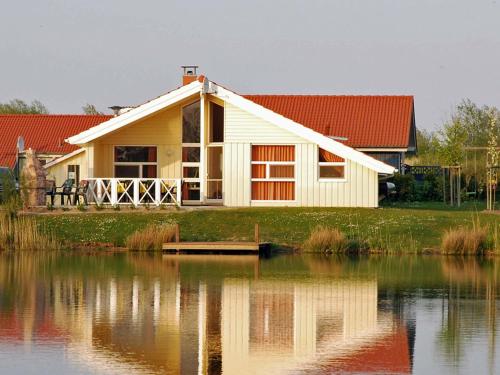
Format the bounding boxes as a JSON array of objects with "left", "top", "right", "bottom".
[
  {"left": 410, "top": 129, "right": 442, "bottom": 165},
  {"left": 0, "top": 99, "right": 49, "bottom": 114},
  {"left": 439, "top": 118, "right": 468, "bottom": 166},
  {"left": 82, "top": 103, "right": 103, "bottom": 115}
]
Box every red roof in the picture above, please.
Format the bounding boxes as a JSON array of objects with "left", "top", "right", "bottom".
[
  {"left": 0, "top": 114, "right": 112, "bottom": 168},
  {"left": 320, "top": 327, "right": 412, "bottom": 374},
  {"left": 244, "top": 95, "right": 414, "bottom": 149}
]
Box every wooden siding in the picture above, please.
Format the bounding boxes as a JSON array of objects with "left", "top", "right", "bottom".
[
  {"left": 90, "top": 105, "right": 183, "bottom": 179},
  {"left": 224, "top": 103, "right": 307, "bottom": 144},
  {"left": 223, "top": 103, "right": 379, "bottom": 207},
  {"left": 45, "top": 151, "right": 87, "bottom": 185}
]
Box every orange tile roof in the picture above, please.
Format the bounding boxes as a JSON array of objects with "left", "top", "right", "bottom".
[
  {"left": 243, "top": 95, "right": 414, "bottom": 149},
  {"left": 0, "top": 114, "right": 112, "bottom": 168}
]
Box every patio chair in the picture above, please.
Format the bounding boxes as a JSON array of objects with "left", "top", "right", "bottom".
[
  {"left": 73, "top": 180, "right": 89, "bottom": 205},
  {"left": 54, "top": 179, "right": 74, "bottom": 205},
  {"left": 45, "top": 180, "right": 56, "bottom": 206}
]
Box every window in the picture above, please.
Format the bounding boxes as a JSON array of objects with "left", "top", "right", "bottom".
[
  {"left": 318, "top": 148, "right": 345, "bottom": 180},
  {"left": 182, "top": 100, "right": 200, "bottom": 143},
  {"left": 114, "top": 146, "right": 157, "bottom": 178},
  {"left": 210, "top": 102, "right": 224, "bottom": 143},
  {"left": 365, "top": 152, "right": 401, "bottom": 171},
  {"left": 182, "top": 101, "right": 201, "bottom": 201},
  {"left": 207, "top": 146, "right": 223, "bottom": 200},
  {"left": 251, "top": 145, "right": 295, "bottom": 200}
]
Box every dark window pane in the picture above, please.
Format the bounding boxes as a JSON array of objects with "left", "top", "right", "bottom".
[
  {"left": 182, "top": 182, "right": 200, "bottom": 200},
  {"left": 207, "top": 181, "right": 223, "bottom": 199},
  {"left": 365, "top": 152, "right": 401, "bottom": 170},
  {"left": 114, "top": 147, "right": 157, "bottom": 162},
  {"left": 183, "top": 167, "right": 199, "bottom": 178},
  {"left": 182, "top": 101, "right": 200, "bottom": 143},
  {"left": 319, "top": 165, "right": 344, "bottom": 178},
  {"left": 142, "top": 165, "right": 157, "bottom": 178},
  {"left": 182, "top": 147, "right": 200, "bottom": 162},
  {"left": 115, "top": 165, "right": 140, "bottom": 178},
  {"left": 210, "top": 102, "right": 224, "bottom": 143}
]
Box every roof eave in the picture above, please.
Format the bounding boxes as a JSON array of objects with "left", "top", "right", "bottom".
[
  {"left": 214, "top": 84, "right": 396, "bottom": 174},
  {"left": 67, "top": 80, "right": 203, "bottom": 145}
]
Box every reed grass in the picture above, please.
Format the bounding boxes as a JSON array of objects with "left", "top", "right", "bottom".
[
  {"left": 303, "top": 226, "right": 348, "bottom": 253},
  {"left": 0, "top": 214, "right": 60, "bottom": 250},
  {"left": 441, "top": 221, "right": 489, "bottom": 255},
  {"left": 125, "top": 224, "right": 176, "bottom": 251}
]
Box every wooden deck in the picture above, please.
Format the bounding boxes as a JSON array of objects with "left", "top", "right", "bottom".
[
  {"left": 163, "top": 224, "right": 268, "bottom": 253},
  {"left": 162, "top": 241, "right": 259, "bottom": 251}
]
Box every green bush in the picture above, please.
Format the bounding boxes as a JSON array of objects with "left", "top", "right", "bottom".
[
  {"left": 420, "top": 173, "right": 443, "bottom": 201},
  {"left": 391, "top": 173, "right": 417, "bottom": 201}
]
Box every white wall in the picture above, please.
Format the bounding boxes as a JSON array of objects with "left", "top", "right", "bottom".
[{"left": 223, "top": 103, "right": 379, "bottom": 207}]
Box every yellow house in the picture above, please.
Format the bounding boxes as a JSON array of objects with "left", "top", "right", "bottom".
[{"left": 45, "top": 71, "right": 395, "bottom": 207}]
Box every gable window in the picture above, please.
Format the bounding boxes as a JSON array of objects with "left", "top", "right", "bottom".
[
  {"left": 182, "top": 100, "right": 200, "bottom": 144},
  {"left": 251, "top": 145, "right": 295, "bottom": 200},
  {"left": 114, "top": 146, "right": 157, "bottom": 178},
  {"left": 210, "top": 102, "right": 224, "bottom": 143},
  {"left": 318, "top": 148, "right": 345, "bottom": 180}
]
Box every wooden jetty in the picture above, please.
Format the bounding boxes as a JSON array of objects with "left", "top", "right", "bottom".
[{"left": 162, "top": 223, "right": 268, "bottom": 253}]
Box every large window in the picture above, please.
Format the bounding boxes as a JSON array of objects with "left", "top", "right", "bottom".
[
  {"left": 251, "top": 145, "right": 295, "bottom": 200},
  {"left": 318, "top": 148, "right": 345, "bottom": 180},
  {"left": 114, "top": 146, "right": 157, "bottom": 178},
  {"left": 182, "top": 101, "right": 201, "bottom": 201},
  {"left": 210, "top": 102, "right": 224, "bottom": 143},
  {"left": 182, "top": 101, "right": 200, "bottom": 143}
]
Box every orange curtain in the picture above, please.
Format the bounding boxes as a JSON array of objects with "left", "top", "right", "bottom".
[
  {"left": 269, "top": 165, "right": 294, "bottom": 178},
  {"left": 252, "top": 164, "right": 266, "bottom": 178},
  {"left": 182, "top": 182, "right": 189, "bottom": 200},
  {"left": 252, "top": 145, "right": 295, "bottom": 161},
  {"left": 147, "top": 147, "right": 157, "bottom": 162},
  {"left": 252, "top": 182, "right": 294, "bottom": 200},
  {"left": 319, "top": 148, "right": 344, "bottom": 162}
]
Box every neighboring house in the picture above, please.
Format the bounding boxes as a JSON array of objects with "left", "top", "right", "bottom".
[
  {"left": 0, "top": 114, "right": 112, "bottom": 178},
  {"left": 45, "top": 74, "right": 397, "bottom": 208}
]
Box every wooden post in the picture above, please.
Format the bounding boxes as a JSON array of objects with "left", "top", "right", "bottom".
[
  {"left": 175, "top": 223, "right": 180, "bottom": 254},
  {"left": 175, "top": 223, "right": 180, "bottom": 243},
  {"left": 254, "top": 223, "right": 260, "bottom": 244}
]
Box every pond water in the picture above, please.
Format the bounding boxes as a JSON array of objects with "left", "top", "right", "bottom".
[{"left": 0, "top": 252, "right": 499, "bottom": 375}]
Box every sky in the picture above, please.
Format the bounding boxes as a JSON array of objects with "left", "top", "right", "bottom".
[{"left": 1, "top": 0, "right": 499, "bottom": 130}]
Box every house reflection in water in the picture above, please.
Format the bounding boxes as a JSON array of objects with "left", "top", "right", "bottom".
[{"left": 0, "top": 255, "right": 413, "bottom": 374}]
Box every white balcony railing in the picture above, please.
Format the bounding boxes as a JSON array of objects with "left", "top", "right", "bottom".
[{"left": 86, "top": 178, "right": 181, "bottom": 207}]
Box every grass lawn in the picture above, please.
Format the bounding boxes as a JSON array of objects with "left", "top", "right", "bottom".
[{"left": 32, "top": 203, "right": 500, "bottom": 252}]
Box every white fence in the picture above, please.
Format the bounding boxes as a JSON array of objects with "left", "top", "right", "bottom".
[{"left": 87, "top": 178, "right": 181, "bottom": 207}]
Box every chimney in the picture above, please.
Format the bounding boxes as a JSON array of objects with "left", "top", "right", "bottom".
[{"left": 181, "top": 65, "right": 199, "bottom": 85}]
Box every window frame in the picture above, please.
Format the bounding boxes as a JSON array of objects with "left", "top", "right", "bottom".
[
  {"left": 113, "top": 145, "right": 158, "bottom": 178},
  {"left": 250, "top": 144, "right": 296, "bottom": 202},
  {"left": 317, "top": 147, "right": 348, "bottom": 182}
]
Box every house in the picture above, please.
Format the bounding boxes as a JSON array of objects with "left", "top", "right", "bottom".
[
  {"left": 43, "top": 71, "right": 403, "bottom": 208},
  {"left": 0, "top": 114, "right": 112, "bottom": 178}
]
